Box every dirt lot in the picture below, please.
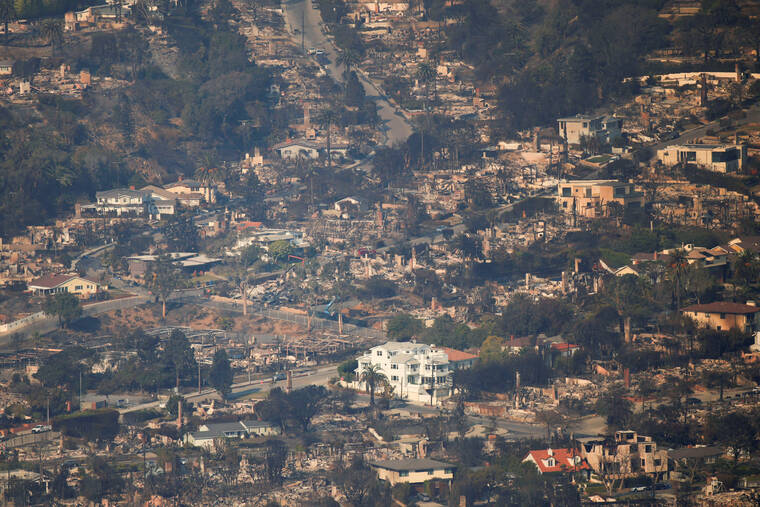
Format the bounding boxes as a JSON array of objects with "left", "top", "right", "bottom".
[{"left": 97, "top": 301, "right": 307, "bottom": 337}]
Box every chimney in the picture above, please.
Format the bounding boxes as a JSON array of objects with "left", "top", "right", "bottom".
[
  {"left": 700, "top": 74, "right": 708, "bottom": 106},
  {"left": 624, "top": 317, "right": 631, "bottom": 344},
  {"left": 653, "top": 250, "right": 658, "bottom": 261},
  {"left": 525, "top": 272, "right": 531, "bottom": 290},
  {"left": 574, "top": 257, "right": 581, "bottom": 274},
  {"left": 178, "top": 175, "right": 183, "bottom": 181},
  {"left": 129, "top": 185, "right": 135, "bottom": 190},
  {"left": 547, "top": 448, "right": 553, "bottom": 457}
]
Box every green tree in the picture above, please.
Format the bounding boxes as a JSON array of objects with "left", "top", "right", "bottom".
[
  {"left": 385, "top": 314, "right": 424, "bottom": 341},
  {"left": 79, "top": 456, "right": 123, "bottom": 502},
  {"left": 149, "top": 254, "right": 180, "bottom": 319},
  {"left": 223, "top": 255, "right": 254, "bottom": 315},
  {"left": 195, "top": 155, "right": 219, "bottom": 203},
  {"left": 0, "top": 0, "right": 16, "bottom": 43},
  {"left": 317, "top": 108, "right": 338, "bottom": 169},
  {"left": 479, "top": 335, "right": 505, "bottom": 363},
  {"left": 209, "top": 348, "right": 233, "bottom": 398},
  {"left": 595, "top": 384, "right": 632, "bottom": 429},
  {"left": 263, "top": 439, "right": 288, "bottom": 486},
  {"left": 706, "top": 411, "right": 757, "bottom": 464},
  {"left": 732, "top": 250, "right": 758, "bottom": 289},
  {"left": 337, "top": 359, "right": 358, "bottom": 381},
  {"left": 54, "top": 409, "right": 120, "bottom": 443},
  {"left": 287, "top": 385, "right": 326, "bottom": 432},
  {"left": 268, "top": 240, "right": 293, "bottom": 263},
  {"left": 359, "top": 364, "right": 387, "bottom": 408},
  {"left": 43, "top": 292, "right": 82, "bottom": 328},
  {"left": 337, "top": 48, "right": 360, "bottom": 76},
  {"left": 164, "top": 329, "right": 196, "bottom": 390},
  {"left": 39, "top": 19, "right": 63, "bottom": 55},
  {"left": 165, "top": 394, "right": 190, "bottom": 418}
]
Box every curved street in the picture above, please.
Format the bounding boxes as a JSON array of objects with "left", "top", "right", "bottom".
[{"left": 283, "top": 0, "right": 413, "bottom": 145}]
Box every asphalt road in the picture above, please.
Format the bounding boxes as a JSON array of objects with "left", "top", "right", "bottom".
[
  {"left": 283, "top": 0, "right": 413, "bottom": 145},
  {"left": 118, "top": 365, "right": 338, "bottom": 413},
  {"left": 648, "top": 102, "right": 760, "bottom": 159}
]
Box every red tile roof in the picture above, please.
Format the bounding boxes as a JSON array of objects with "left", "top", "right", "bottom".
[
  {"left": 524, "top": 448, "right": 590, "bottom": 474},
  {"left": 550, "top": 343, "right": 580, "bottom": 352},
  {"left": 681, "top": 302, "right": 760, "bottom": 315},
  {"left": 437, "top": 346, "right": 478, "bottom": 362}
]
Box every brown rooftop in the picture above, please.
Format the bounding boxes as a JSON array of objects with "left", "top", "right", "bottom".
[
  {"left": 681, "top": 302, "right": 760, "bottom": 315},
  {"left": 28, "top": 273, "right": 96, "bottom": 289}
]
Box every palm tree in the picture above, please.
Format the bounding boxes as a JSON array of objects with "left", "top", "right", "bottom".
[
  {"left": 0, "top": 0, "right": 16, "bottom": 44},
  {"left": 337, "top": 48, "right": 359, "bottom": 77},
  {"left": 195, "top": 156, "right": 219, "bottom": 203},
  {"left": 359, "top": 364, "right": 386, "bottom": 407},
  {"left": 668, "top": 248, "right": 688, "bottom": 311},
  {"left": 317, "top": 108, "right": 338, "bottom": 169},
  {"left": 416, "top": 62, "right": 436, "bottom": 168},
  {"left": 39, "top": 20, "right": 63, "bottom": 56}
]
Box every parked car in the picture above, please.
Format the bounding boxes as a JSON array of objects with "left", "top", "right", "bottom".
[{"left": 31, "top": 425, "right": 51, "bottom": 434}]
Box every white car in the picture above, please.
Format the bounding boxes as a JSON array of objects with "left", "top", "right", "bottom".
[{"left": 31, "top": 425, "right": 52, "bottom": 434}]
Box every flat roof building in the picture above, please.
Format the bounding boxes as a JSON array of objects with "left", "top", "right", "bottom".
[
  {"left": 557, "top": 114, "right": 622, "bottom": 145},
  {"left": 369, "top": 458, "right": 455, "bottom": 485},
  {"left": 556, "top": 179, "right": 643, "bottom": 218},
  {"left": 657, "top": 143, "right": 746, "bottom": 173}
]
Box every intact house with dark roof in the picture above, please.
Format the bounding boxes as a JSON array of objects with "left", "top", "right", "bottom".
[
  {"left": 369, "top": 458, "right": 455, "bottom": 486},
  {"left": 680, "top": 301, "right": 760, "bottom": 333},
  {"left": 27, "top": 273, "right": 101, "bottom": 299}
]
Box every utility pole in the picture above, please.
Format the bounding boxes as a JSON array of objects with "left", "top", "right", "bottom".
[
  {"left": 79, "top": 370, "right": 82, "bottom": 411},
  {"left": 301, "top": 10, "right": 305, "bottom": 51}
]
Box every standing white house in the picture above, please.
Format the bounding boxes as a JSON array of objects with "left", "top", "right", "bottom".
[
  {"left": 354, "top": 342, "right": 455, "bottom": 405},
  {"left": 557, "top": 114, "right": 622, "bottom": 145},
  {"left": 656, "top": 143, "right": 746, "bottom": 173}
]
